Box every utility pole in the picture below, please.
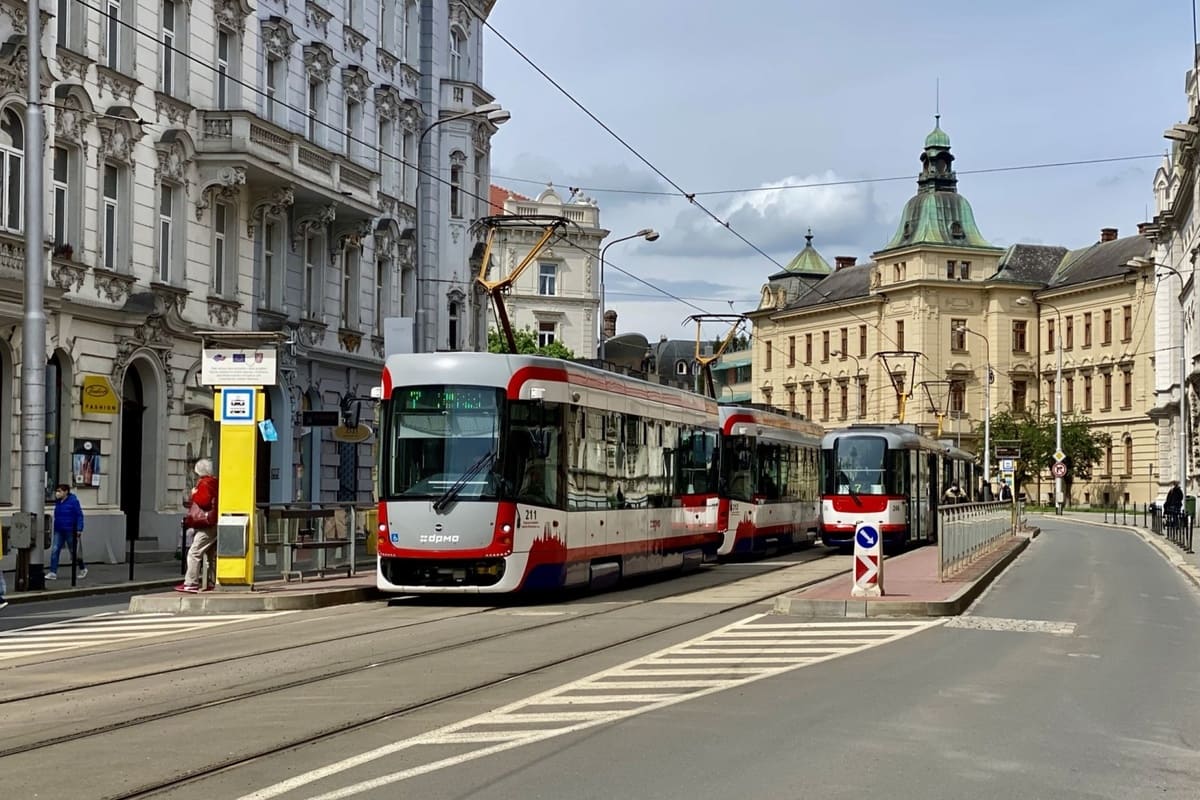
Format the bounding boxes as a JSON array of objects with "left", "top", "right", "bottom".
[{"left": 20, "top": 0, "right": 47, "bottom": 587}]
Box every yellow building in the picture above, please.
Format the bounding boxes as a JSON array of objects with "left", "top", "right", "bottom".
[{"left": 748, "top": 121, "right": 1160, "bottom": 504}]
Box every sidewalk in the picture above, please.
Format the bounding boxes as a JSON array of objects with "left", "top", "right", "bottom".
[
  {"left": 128, "top": 572, "right": 379, "bottom": 614},
  {"left": 2, "top": 559, "right": 185, "bottom": 604},
  {"left": 773, "top": 530, "right": 1036, "bottom": 618}
]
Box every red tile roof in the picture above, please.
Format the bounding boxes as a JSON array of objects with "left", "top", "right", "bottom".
[{"left": 489, "top": 184, "right": 531, "bottom": 214}]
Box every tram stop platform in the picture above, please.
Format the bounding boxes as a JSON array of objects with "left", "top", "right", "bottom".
[
  {"left": 772, "top": 528, "right": 1038, "bottom": 619},
  {"left": 128, "top": 573, "right": 379, "bottom": 615}
]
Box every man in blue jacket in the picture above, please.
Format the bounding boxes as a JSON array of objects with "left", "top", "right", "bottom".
[{"left": 47, "top": 483, "right": 86, "bottom": 580}]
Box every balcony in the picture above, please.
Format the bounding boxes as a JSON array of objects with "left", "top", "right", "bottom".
[
  {"left": 195, "top": 111, "right": 379, "bottom": 214},
  {"left": 439, "top": 80, "right": 495, "bottom": 116}
]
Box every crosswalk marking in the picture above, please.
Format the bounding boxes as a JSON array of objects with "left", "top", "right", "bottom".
[
  {"left": 240, "top": 614, "right": 944, "bottom": 800},
  {"left": 0, "top": 611, "right": 290, "bottom": 661}
]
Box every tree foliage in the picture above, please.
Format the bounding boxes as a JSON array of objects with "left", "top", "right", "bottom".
[
  {"left": 487, "top": 327, "right": 576, "bottom": 360},
  {"left": 979, "top": 407, "right": 1111, "bottom": 494},
  {"left": 711, "top": 333, "right": 750, "bottom": 352}
]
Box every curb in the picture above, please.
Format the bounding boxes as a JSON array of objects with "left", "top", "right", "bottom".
[
  {"left": 5, "top": 577, "right": 183, "bottom": 604},
  {"left": 772, "top": 535, "right": 1033, "bottom": 619},
  {"left": 128, "top": 585, "right": 380, "bottom": 614}
]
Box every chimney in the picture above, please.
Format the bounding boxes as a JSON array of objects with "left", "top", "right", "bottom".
[
  {"left": 1099, "top": 227, "right": 1119, "bottom": 243},
  {"left": 834, "top": 256, "right": 857, "bottom": 271},
  {"left": 602, "top": 310, "right": 617, "bottom": 340}
]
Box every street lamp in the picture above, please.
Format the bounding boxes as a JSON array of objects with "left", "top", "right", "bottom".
[
  {"left": 955, "top": 324, "right": 992, "bottom": 499},
  {"left": 414, "top": 102, "right": 510, "bottom": 353},
  {"left": 598, "top": 228, "right": 659, "bottom": 364},
  {"left": 1153, "top": 263, "right": 1189, "bottom": 508}
]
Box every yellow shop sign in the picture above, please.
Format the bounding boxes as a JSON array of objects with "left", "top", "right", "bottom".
[{"left": 81, "top": 375, "right": 119, "bottom": 414}]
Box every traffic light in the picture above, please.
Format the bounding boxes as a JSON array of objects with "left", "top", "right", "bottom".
[{"left": 340, "top": 394, "right": 361, "bottom": 429}]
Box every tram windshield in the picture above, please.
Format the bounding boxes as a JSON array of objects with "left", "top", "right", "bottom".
[
  {"left": 380, "top": 385, "right": 502, "bottom": 501},
  {"left": 824, "top": 435, "right": 904, "bottom": 495}
]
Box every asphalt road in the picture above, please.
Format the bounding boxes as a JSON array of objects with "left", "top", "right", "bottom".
[
  {"left": 0, "top": 590, "right": 136, "bottom": 631},
  {"left": 214, "top": 518, "right": 1199, "bottom": 800}
]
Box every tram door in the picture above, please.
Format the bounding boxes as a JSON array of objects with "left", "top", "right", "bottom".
[{"left": 927, "top": 452, "right": 940, "bottom": 542}]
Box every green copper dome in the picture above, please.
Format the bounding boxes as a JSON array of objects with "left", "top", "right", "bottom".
[
  {"left": 783, "top": 229, "right": 832, "bottom": 275},
  {"left": 877, "top": 120, "right": 998, "bottom": 254}
]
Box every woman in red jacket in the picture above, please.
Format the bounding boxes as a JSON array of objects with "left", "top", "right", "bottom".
[{"left": 177, "top": 458, "right": 219, "bottom": 592}]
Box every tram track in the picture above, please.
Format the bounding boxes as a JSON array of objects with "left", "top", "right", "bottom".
[
  {"left": 0, "top": 550, "right": 837, "bottom": 768},
  {"left": 99, "top": 553, "right": 841, "bottom": 800}
]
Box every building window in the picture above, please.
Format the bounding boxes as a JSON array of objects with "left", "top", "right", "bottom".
[
  {"left": 265, "top": 57, "right": 283, "bottom": 124},
  {"left": 261, "top": 221, "right": 279, "bottom": 309},
  {"left": 304, "top": 232, "right": 320, "bottom": 317},
  {"left": 347, "top": 0, "right": 362, "bottom": 28},
  {"left": 1083, "top": 312, "right": 1092, "bottom": 347},
  {"left": 1102, "top": 309, "right": 1112, "bottom": 344},
  {"left": 1046, "top": 318, "right": 1055, "bottom": 353},
  {"left": 1122, "top": 369, "right": 1132, "bottom": 409},
  {"left": 1046, "top": 378, "right": 1055, "bottom": 416},
  {"left": 538, "top": 263, "right": 557, "bottom": 296},
  {"left": 53, "top": 146, "right": 79, "bottom": 250},
  {"left": 378, "top": 0, "right": 393, "bottom": 50},
  {"left": 1012, "top": 379, "right": 1026, "bottom": 413},
  {"left": 449, "top": 30, "right": 464, "bottom": 80},
  {"left": 803, "top": 386, "right": 812, "bottom": 420},
  {"left": 788, "top": 336, "right": 795, "bottom": 367},
  {"left": 950, "top": 319, "right": 967, "bottom": 351},
  {"left": 216, "top": 30, "right": 231, "bottom": 109},
  {"left": 896, "top": 320, "right": 905, "bottom": 351},
  {"left": 212, "top": 202, "right": 230, "bottom": 294},
  {"left": 1105, "top": 444, "right": 1113, "bottom": 476},
  {"left": 822, "top": 331, "right": 830, "bottom": 361},
  {"left": 764, "top": 342, "right": 772, "bottom": 372},
  {"left": 1065, "top": 316, "right": 1074, "bottom": 350},
  {"left": 157, "top": 183, "right": 177, "bottom": 283},
  {"left": 105, "top": 0, "right": 122, "bottom": 69},
  {"left": 804, "top": 333, "right": 812, "bottom": 365},
  {"left": 378, "top": 118, "right": 394, "bottom": 192},
  {"left": 946, "top": 260, "right": 955, "bottom": 279},
  {"left": 1123, "top": 435, "right": 1133, "bottom": 476},
  {"left": 821, "top": 384, "right": 830, "bottom": 421},
  {"left": 57, "top": 0, "right": 81, "bottom": 49},
  {"left": 1012, "top": 320, "right": 1027, "bottom": 352},
  {"left": 859, "top": 324, "right": 867, "bottom": 358},
  {"left": 960, "top": 261, "right": 971, "bottom": 279},
  {"left": 1102, "top": 372, "right": 1112, "bottom": 410},
  {"left": 0, "top": 109, "right": 23, "bottom": 233},
  {"left": 675, "top": 360, "right": 688, "bottom": 376},
  {"left": 857, "top": 379, "right": 867, "bottom": 418},
  {"left": 344, "top": 99, "right": 360, "bottom": 157},
  {"left": 102, "top": 164, "right": 121, "bottom": 270},
  {"left": 839, "top": 382, "right": 848, "bottom": 419},
  {"left": 375, "top": 258, "right": 387, "bottom": 333},
  {"left": 893, "top": 264, "right": 901, "bottom": 282},
  {"left": 400, "top": 0, "right": 414, "bottom": 62},
  {"left": 450, "top": 162, "right": 463, "bottom": 218},
  {"left": 307, "top": 79, "right": 324, "bottom": 142},
  {"left": 950, "top": 380, "right": 965, "bottom": 413},
  {"left": 1122, "top": 304, "right": 1133, "bottom": 342},
  {"left": 161, "top": 0, "right": 176, "bottom": 94},
  {"left": 400, "top": 131, "right": 414, "bottom": 199},
  {"left": 787, "top": 387, "right": 796, "bottom": 414},
  {"left": 341, "top": 247, "right": 359, "bottom": 326},
  {"left": 448, "top": 301, "right": 461, "bottom": 351},
  {"left": 839, "top": 327, "right": 848, "bottom": 355},
  {"left": 1083, "top": 374, "right": 1093, "bottom": 412},
  {"left": 1065, "top": 376, "right": 1074, "bottom": 412},
  {"left": 894, "top": 374, "right": 904, "bottom": 414}
]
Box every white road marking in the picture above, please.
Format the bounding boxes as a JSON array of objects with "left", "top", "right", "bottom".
[
  {"left": 237, "top": 614, "right": 942, "bottom": 800},
  {"left": 0, "top": 612, "right": 292, "bottom": 661},
  {"left": 945, "top": 616, "right": 1076, "bottom": 636}
]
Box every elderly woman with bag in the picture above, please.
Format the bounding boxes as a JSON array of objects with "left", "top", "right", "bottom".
[{"left": 176, "top": 459, "right": 219, "bottom": 593}]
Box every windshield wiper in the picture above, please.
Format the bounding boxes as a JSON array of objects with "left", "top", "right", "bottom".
[{"left": 433, "top": 451, "right": 495, "bottom": 512}]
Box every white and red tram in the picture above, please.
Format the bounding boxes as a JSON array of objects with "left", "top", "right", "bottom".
[
  {"left": 374, "top": 352, "right": 723, "bottom": 593},
  {"left": 715, "top": 405, "right": 823, "bottom": 556},
  {"left": 818, "top": 424, "right": 978, "bottom": 549}
]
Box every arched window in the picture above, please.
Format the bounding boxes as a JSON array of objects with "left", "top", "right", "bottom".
[
  {"left": 675, "top": 360, "right": 688, "bottom": 376},
  {"left": 0, "top": 108, "right": 23, "bottom": 233}
]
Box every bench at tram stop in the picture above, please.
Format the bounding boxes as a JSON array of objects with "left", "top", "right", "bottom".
[{"left": 254, "top": 503, "right": 376, "bottom": 582}]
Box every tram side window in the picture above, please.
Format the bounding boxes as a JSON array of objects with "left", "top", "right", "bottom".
[
  {"left": 757, "top": 442, "right": 783, "bottom": 501},
  {"left": 676, "top": 426, "right": 718, "bottom": 495},
  {"left": 721, "top": 435, "right": 756, "bottom": 501},
  {"left": 504, "top": 400, "right": 564, "bottom": 509}
]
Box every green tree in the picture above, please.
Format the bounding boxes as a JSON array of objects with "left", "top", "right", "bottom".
[
  {"left": 979, "top": 406, "right": 1110, "bottom": 498},
  {"left": 487, "top": 327, "right": 576, "bottom": 360}
]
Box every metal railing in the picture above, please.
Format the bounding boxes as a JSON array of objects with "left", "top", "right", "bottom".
[
  {"left": 1149, "top": 506, "right": 1194, "bottom": 554},
  {"left": 254, "top": 502, "right": 376, "bottom": 582},
  {"left": 938, "top": 500, "right": 1016, "bottom": 581}
]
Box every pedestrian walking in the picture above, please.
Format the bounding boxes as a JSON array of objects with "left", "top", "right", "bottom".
[
  {"left": 177, "top": 459, "right": 218, "bottom": 593},
  {"left": 46, "top": 483, "right": 86, "bottom": 580},
  {"left": 1165, "top": 480, "right": 1184, "bottom": 525}
]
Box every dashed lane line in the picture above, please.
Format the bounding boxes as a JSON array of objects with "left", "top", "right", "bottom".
[{"left": 238, "top": 615, "right": 943, "bottom": 800}]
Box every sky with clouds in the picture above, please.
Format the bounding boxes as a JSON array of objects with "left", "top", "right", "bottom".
[{"left": 482, "top": 0, "right": 1191, "bottom": 346}]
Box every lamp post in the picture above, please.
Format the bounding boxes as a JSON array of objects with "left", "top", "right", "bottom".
[
  {"left": 414, "top": 103, "right": 510, "bottom": 353},
  {"left": 956, "top": 325, "right": 992, "bottom": 499},
  {"left": 1154, "top": 264, "right": 1189, "bottom": 509},
  {"left": 1036, "top": 299, "right": 1065, "bottom": 515},
  {"left": 598, "top": 228, "right": 659, "bottom": 364}
]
